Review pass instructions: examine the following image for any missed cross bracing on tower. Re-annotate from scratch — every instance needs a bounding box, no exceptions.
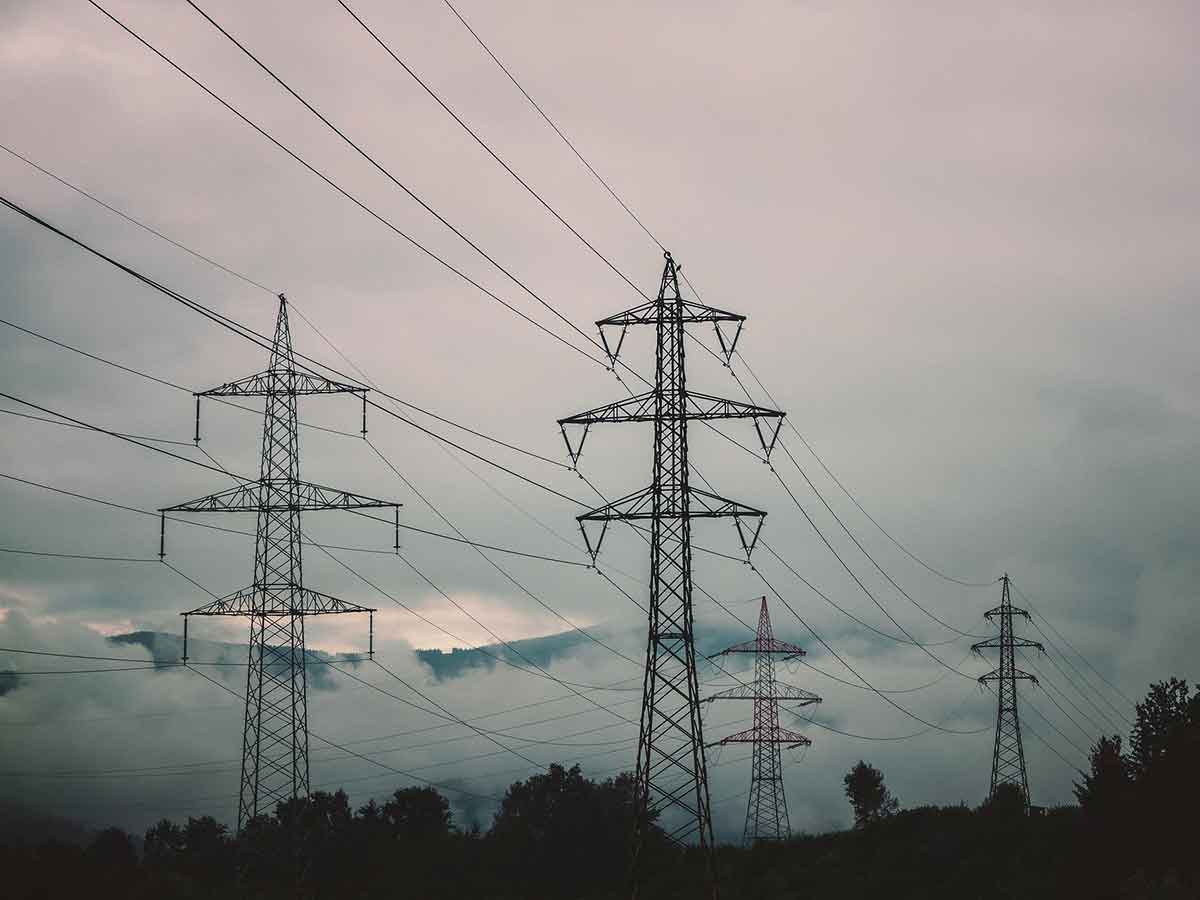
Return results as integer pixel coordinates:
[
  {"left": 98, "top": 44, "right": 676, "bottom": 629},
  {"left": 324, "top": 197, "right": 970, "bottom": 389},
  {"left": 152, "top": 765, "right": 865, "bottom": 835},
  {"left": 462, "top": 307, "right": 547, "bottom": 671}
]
[
  {"left": 559, "top": 251, "right": 784, "bottom": 899},
  {"left": 706, "top": 597, "right": 820, "bottom": 845},
  {"left": 160, "top": 294, "right": 400, "bottom": 831}
]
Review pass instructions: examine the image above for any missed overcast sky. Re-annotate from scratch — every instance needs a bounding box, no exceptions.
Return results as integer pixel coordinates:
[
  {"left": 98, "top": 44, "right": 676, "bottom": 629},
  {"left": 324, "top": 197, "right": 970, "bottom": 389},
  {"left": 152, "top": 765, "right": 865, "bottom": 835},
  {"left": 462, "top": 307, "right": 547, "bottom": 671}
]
[{"left": 1, "top": 0, "right": 1197, "bottom": 840}]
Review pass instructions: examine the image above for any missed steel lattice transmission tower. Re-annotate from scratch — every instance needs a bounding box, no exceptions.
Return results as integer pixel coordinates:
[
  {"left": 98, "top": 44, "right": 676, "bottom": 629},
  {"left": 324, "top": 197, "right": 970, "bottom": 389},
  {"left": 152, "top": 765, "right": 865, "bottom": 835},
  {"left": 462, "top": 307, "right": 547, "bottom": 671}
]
[
  {"left": 707, "top": 597, "right": 821, "bottom": 844},
  {"left": 972, "top": 573, "right": 1044, "bottom": 810},
  {"left": 559, "top": 252, "right": 784, "bottom": 897},
  {"left": 160, "top": 295, "right": 399, "bottom": 830}
]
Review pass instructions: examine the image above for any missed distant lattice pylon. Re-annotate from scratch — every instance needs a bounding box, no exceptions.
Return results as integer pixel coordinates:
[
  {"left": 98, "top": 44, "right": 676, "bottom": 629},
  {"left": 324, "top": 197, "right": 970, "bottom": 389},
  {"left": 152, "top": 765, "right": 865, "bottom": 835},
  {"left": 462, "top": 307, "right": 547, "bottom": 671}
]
[
  {"left": 160, "top": 295, "right": 400, "bottom": 831},
  {"left": 707, "top": 597, "right": 821, "bottom": 844},
  {"left": 972, "top": 573, "right": 1044, "bottom": 811}
]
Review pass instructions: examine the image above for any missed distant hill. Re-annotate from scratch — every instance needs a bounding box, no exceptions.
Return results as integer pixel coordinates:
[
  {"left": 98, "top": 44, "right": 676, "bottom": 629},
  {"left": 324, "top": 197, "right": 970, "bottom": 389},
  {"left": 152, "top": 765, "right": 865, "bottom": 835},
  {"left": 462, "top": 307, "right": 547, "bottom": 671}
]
[
  {"left": 109, "top": 620, "right": 753, "bottom": 684},
  {"left": 108, "top": 626, "right": 602, "bottom": 685}
]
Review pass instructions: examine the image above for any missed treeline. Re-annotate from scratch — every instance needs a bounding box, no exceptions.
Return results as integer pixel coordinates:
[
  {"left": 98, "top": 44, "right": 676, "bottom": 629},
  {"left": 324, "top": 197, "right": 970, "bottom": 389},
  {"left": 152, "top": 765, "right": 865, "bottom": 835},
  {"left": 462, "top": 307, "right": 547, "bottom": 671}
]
[{"left": 4, "top": 678, "right": 1197, "bottom": 899}]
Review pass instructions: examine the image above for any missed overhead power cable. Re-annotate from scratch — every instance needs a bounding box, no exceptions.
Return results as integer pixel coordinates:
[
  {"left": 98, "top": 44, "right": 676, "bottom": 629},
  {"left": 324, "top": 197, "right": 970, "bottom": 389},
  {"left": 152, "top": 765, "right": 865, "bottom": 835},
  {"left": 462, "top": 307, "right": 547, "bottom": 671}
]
[
  {"left": 1023, "top": 623, "right": 1130, "bottom": 734},
  {"left": 3, "top": 463, "right": 635, "bottom": 699},
  {"left": 790, "top": 681, "right": 990, "bottom": 741},
  {"left": 1023, "top": 657, "right": 1105, "bottom": 744},
  {"left": 437, "top": 0, "right": 666, "bottom": 251},
  {"left": 365, "top": 437, "right": 642, "bottom": 668},
  {"left": 0, "top": 141, "right": 274, "bottom": 294},
  {"left": 0, "top": 546, "right": 157, "bottom": 563},
  {"left": 687, "top": 331, "right": 992, "bottom": 640},
  {"left": 1009, "top": 580, "right": 1137, "bottom": 711},
  {"left": 177, "top": 0, "right": 612, "bottom": 364},
  {"left": 85, "top": 0, "right": 605, "bottom": 369},
  {"left": 336, "top": 1, "right": 651, "bottom": 303},
  {"left": 760, "top": 540, "right": 968, "bottom": 649},
  {"left": 435, "top": 0, "right": 1000, "bottom": 650},
  {"left": 0, "top": 195, "right": 587, "bottom": 505},
  {"left": 185, "top": 665, "right": 503, "bottom": 802},
  {"left": 0, "top": 468, "right": 575, "bottom": 566},
  {"left": 732, "top": 349, "right": 996, "bottom": 589},
  {"left": 752, "top": 566, "right": 982, "bottom": 735}
]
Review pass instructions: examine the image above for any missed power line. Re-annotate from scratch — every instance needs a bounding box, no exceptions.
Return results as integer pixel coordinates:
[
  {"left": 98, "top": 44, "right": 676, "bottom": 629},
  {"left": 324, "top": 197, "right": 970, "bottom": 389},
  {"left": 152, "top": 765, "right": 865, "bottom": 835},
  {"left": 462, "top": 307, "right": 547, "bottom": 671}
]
[
  {"left": 765, "top": 464, "right": 979, "bottom": 681},
  {"left": 790, "top": 681, "right": 991, "bottom": 741},
  {"left": 365, "top": 437, "right": 642, "bottom": 668},
  {"left": 175, "top": 0, "right": 614, "bottom": 366},
  {"left": 0, "top": 407, "right": 196, "bottom": 447},
  {"left": 437, "top": 0, "right": 665, "bottom": 251},
  {"left": 0, "top": 141, "right": 275, "bottom": 295},
  {"left": 0, "top": 546, "right": 158, "bottom": 563},
  {"left": 1009, "top": 579, "right": 1137, "bottom": 711},
  {"left": 752, "top": 566, "right": 983, "bottom": 735},
  {"left": 1023, "top": 657, "right": 1104, "bottom": 745},
  {"left": 1023, "top": 626, "right": 1129, "bottom": 734},
  {"left": 3, "top": 461, "right": 635, "bottom": 698},
  {"left": 0, "top": 194, "right": 589, "bottom": 502},
  {"left": 0, "top": 314, "right": 187, "bottom": 392},
  {"left": 694, "top": 334, "right": 992, "bottom": 640},
  {"left": 185, "top": 665, "right": 504, "bottom": 803},
  {"left": 84, "top": 0, "right": 604, "bottom": 369},
  {"left": 760, "top": 540, "right": 969, "bottom": 648},
  {"left": 336, "top": 1, "right": 651, "bottom": 303},
  {"left": 731, "top": 349, "right": 997, "bottom": 589}
]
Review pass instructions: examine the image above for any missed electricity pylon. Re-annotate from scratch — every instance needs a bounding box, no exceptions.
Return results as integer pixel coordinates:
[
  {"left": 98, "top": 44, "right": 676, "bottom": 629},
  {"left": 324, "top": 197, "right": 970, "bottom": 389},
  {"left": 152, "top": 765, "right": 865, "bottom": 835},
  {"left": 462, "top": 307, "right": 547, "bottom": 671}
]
[
  {"left": 160, "top": 295, "right": 400, "bottom": 830},
  {"left": 559, "top": 252, "right": 784, "bottom": 898},
  {"left": 972, "top": 573, "right": 1044, "bottom": 811},
  {"left": 707, "top": 597, "right": 820, "bottom": 844}
]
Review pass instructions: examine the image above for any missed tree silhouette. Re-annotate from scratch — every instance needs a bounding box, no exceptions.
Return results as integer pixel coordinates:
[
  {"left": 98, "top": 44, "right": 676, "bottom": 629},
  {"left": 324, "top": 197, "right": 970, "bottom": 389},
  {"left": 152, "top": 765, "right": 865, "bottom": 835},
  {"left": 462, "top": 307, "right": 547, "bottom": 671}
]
[
  {"left": 1074, "top": 734, "right": 1130, "bottom": 818},
  {"left": 1126, "top": 678, "right": 1200, "bottom": 885},
  {"left": 490, "top": 764, "right": 640, "bottom": 895},
  {"left": 383, "top": 786, "right": 452, "bottom": 841},
  {"left": 1130, "top": 677, "right": 1198, "bottom": 778},
  {"left": 843, "top": 760, "right": 899, "bottom": 827}
]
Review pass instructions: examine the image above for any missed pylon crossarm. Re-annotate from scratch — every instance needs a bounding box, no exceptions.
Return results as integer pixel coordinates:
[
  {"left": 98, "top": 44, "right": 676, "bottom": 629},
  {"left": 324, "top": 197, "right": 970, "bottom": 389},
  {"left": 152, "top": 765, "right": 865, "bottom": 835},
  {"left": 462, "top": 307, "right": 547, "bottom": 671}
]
[
  {"left": 984, "top": 604, "right": 1032, "bottom": 620},
  {"left": 689, "top": 487, "right": 767, "bottom": 519},
  {"left": 577, "top": 485, "right": 764, "bottom": 522},
  {"left": 162, "top": 479, "right": 400, "bottom": 513},
  {"left": 714, "top": 726, "right": 811, "bottom": 746},
  {"left": 558, "top": 391, "right": 780, "bottom": 429},
  {"left": 979, "top": 668, "right": 1039, "bottom": 685},
  {"left": 714, "top": 637, "right": 806, "bottom": 657},
  {"left": 596, "top": 298, "right": 745, "bottom": 328},
  {"left": 182, "top": 586, "right": 376, "bottom": 617},
  {"left": 705, "top": 683, "right": 821, "bottom": 704},
  {"left": 576, "top": 485, "right": 765, "bottom": 559},
  {"left": 685, "top": 391, "right": 782, "bottom": 422},
  {"left": 197, "top": 369, "right": 363, "bottom": 398}
]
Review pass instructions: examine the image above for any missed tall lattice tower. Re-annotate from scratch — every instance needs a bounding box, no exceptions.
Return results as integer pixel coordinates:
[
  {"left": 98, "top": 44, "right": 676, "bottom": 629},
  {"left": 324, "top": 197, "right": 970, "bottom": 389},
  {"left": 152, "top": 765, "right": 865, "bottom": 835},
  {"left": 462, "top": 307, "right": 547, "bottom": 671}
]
[
  {"left": 160, "top": 295, "right": 399, "bottom": 830},
  {"left": 972, "top": 573, "right": 1044, "bottom": 810},
  {"left": 707, "top": 597, "right": 820, "bottom": 844},
  {"left": 559, "top": 252, "right": 784, "bottom": 897}
]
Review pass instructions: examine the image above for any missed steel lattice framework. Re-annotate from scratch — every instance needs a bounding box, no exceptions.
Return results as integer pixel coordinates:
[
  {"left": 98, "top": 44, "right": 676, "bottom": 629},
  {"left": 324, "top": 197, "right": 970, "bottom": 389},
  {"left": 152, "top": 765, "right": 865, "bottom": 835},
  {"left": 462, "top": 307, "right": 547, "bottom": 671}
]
[
  {"left": 160, "top": 296, "right": 399, "bottom": 830},
  {"left": 972, "top": 573, "right": 1044, "bottom": 811},
  {"left": 559, "top": 252, "right": 784, "bottom": 898},
  {"left": 707, "top": 597, "right": 820, "bottom": 844}
]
